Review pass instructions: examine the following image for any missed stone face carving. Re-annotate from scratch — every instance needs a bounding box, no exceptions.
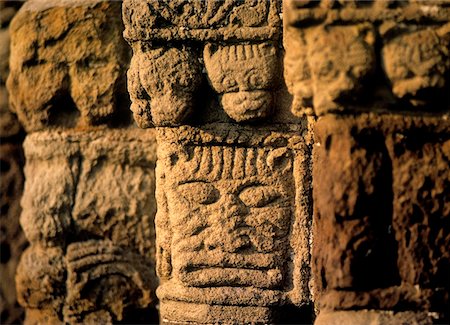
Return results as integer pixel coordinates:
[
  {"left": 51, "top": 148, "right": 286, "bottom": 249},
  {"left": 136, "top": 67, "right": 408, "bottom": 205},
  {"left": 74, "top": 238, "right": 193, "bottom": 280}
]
[
  {"left": 123, "top": 1, "right": 311, "bottom": 323},
  {"left": 128, "top": 45, "right": 202, "bottom": 127},
  {"left": 123, "top": 0, "right": 283, "bottom": 125},
  {"left": 203, "top": 42, "right": 280, "bottom": 122},
  {"left": 381, "top": 23, "right": 450, "bottom": 107},
  {"left": 285, "top": 24, "right": 376, "bottom": 116},
  {"left": 15, "top": 130, "right": 158, "bottom": 324},
  {"left": 6, "top": 0, "right": 131, "bottom": 132},
  {"left": 284, "top": 1, "right": 450, "bottom": 324},
  {"left": 154, "top": 126, "right": 312, "bottom": 323},
  {"left": 284, "top": 0, "right": 450, "bottom": 116}
]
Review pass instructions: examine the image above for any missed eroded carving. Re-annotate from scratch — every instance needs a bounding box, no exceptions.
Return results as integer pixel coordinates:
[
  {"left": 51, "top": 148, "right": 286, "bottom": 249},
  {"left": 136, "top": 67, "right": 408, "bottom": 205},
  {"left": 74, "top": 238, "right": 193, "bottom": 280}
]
[
  {"left": 284, "top": 0, "right": 450, "bottom": 116},
  {"left": 285, "top": 24, "right": 375, "bottom": 116},
  {"left": 128, "top": 45, "right": 202, "bottom": 127},
  {"left": 155, "top": 127, "right": 311, "bottom": 323},
  {"left": 123, "top": 0, "right": 281, "bottom": 42},
  {"left": 123, "top": 0, "right": 283, "bottom": 126},
  {"left": 204, "top": 42, "right": 280, "bottom": 122},
  {"left": 15, "top": 245, "right": 65, "bottom": 324},
  {"left": 16, "top": 130, "right": 158, "bottom": 324},
  {"left": 64, "top": 240, "right": 154, "bottom": 324},
  {"left": 381, "top": 23, "right": 450, "bottom": 107},
  {"left": 6, "top": 0, "right": 130, "bottom": 132}
]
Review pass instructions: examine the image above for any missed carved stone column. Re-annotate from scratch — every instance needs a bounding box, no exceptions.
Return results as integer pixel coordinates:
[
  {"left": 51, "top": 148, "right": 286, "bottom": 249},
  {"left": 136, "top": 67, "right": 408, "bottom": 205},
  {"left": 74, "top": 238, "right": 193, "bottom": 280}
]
[
  {"left": 8, "top": 1, "right": 158, "bottom": 324},
  {"left": 123, "top": 0, "right": 314, "bottom": 323},
  {"left": 284, "top": 1, "right": 449, "bottom": 324}
]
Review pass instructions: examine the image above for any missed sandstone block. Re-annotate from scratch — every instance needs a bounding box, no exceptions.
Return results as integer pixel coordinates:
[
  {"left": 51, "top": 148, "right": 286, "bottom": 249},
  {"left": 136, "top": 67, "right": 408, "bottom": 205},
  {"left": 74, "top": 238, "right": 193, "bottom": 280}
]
[
  {"left": 312, "top": 114, "right": 449, "bottom": 322},
  {"left": 123, "top": 0, "right": 285, "bottom": 126},
  {"left": 284, "top": 0, "right": 450, "bottom": 116},
  {"left": 155, "top": 124, "right": 312, "bottom": 323},
  {"left": 6, "top": 0, "right": 131, "bottom": 132},
  {"left": 17, "top": 129, "right": 158, "bottom": 324}
]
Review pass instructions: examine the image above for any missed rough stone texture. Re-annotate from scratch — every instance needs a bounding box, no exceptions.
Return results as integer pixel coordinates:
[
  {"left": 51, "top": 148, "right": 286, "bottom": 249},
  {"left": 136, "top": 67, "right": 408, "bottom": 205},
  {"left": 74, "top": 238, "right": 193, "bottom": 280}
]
[
  {"left": 312, "top": 114, "right": 449, "bottom": 323},
  {"left": 285, "top": 1, "right": 450, "bottom": 324},
  {"left": 123, "top": 0, "right": 281, "bottom": 42},
  {"left": 16, "top": 129, "right": 158, "bottom": 324},
  {"left": 124, "top": 2, "right": 313, "bottom": 322},
  {"left": 4, "top": 0, "right": 449, "bottom": 323},
  {"left": 203, "top": 42, "right": 281, "bottom": 122},
  {"left": 6, "top": 0, "right": 131, "bottom": 133},
  {"left": 123, "top": 0, "right": 290, "bottom": 126},
  {"left": 155, "top": 125, "right": 312, "bottom": 323},
  {"left": 284, "top": 0, "right": 450, "bottom": 116},
  {"left": 315, "top": 310, "right": 435, "bottom": 325}
]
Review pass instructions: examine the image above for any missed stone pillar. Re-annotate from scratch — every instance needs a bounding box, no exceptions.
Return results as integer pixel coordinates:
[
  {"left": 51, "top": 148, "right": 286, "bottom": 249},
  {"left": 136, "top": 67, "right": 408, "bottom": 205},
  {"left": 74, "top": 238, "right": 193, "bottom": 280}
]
[
  {"left": 8, "top": 1, "right": 158, "bottom": 324},
  {"left": 123, "top": 0, "right": 313, "bottom": 323},
  {"left": 0, "top": 2, "right": 26, "bottom": 323},
  {"left": 284, "top": 1, "right": 449, "bottom": 324}
]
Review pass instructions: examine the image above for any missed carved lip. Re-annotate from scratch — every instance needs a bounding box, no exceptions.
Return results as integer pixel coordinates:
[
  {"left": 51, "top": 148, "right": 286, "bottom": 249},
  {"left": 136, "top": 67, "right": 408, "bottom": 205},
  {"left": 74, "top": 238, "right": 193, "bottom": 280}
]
[{"left": 222, "top": 90, "right": 272, "bottom": 121}]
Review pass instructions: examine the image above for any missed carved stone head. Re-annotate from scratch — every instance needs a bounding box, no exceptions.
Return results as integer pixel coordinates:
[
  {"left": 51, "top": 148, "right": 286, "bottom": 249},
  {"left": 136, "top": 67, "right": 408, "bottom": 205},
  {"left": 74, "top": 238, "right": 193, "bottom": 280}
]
[
  {"left": 307, "top": 24, "right": 375, "bottom": 114},
  {"left": 204, "top": 42, "right": 280, "bottom": 122},
  {"left": 381, "top": 25, "right": 450, "bottom": 107}
]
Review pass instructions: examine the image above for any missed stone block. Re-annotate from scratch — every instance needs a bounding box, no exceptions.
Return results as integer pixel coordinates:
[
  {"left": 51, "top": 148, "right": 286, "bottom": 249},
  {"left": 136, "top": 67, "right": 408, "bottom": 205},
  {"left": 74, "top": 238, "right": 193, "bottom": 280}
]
[
  {"left": 6, "top": 0, "right": 131, "bottom": 132},
  {"left": 16, "top": 129, "right": 158, "bottom": 324},
  {"left": 123, "top": 0, "right": 288, "bottom": 126},
  {"left": 312, "top": 113, "right": 449, "bottom": 322},
  {"left": 284, "top": 0, "right": 450, "bottom": 116},
  {"left": 155, "top": 124, "right": 312, "bottom": 323}
]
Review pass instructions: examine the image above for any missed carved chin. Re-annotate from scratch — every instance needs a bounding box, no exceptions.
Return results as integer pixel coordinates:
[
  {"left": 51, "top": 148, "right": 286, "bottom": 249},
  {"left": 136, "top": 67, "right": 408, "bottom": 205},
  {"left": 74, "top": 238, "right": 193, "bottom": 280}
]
[
  {"left": 150, "top": 93, "right": 194, "bottom": 126},
  {"left": 221, "top": 91, "right": 272, "bottom": 122}
]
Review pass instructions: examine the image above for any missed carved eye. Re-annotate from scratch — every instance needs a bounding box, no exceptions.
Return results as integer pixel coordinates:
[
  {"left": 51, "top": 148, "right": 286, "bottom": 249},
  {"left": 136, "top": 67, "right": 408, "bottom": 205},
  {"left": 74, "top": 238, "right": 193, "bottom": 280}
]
[
  {"left": 316, "top": 59, "right": 337, "bottom": 81},
  {"left": 178, "top": 182, "right": 220, "bottom": 205},
  {"left": 221, "top": 76, "right": 238, "bottom": 90},
  {"left": 248, "top": 73, "right": 264, "bottom": 88},
  {"left": 239, "top": 185, "right": 281, "bottom": 208}
]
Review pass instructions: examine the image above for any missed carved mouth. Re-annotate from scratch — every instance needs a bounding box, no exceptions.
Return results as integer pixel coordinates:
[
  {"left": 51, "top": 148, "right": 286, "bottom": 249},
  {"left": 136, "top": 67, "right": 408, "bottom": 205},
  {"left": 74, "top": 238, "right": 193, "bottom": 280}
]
[{"left": 221, "top": 90, "right": 272, "bottom": 122}]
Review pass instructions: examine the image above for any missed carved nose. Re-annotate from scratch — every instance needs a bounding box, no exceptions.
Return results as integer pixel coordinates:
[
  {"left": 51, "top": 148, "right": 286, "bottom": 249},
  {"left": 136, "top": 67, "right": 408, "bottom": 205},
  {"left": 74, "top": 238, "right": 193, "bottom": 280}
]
[{"left": 221, "top": 195, "right": 248, "bottom": 217}]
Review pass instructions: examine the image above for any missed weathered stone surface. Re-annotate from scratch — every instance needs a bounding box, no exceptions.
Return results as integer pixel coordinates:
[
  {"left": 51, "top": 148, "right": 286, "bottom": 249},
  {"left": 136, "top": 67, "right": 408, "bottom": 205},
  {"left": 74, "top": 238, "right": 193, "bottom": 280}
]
[
  {"left": 284, "top": 0, "right": 450, "bottom": 116},
  {"left": 16, "top": 129, "right": 158, "bottom": 324},
  {"left": 6, "top": 0, "right": 131, "bottom": 132},
  {"left": 123, "top": 0, "right": 287, "bottom": 126},
  {"left": 381, "top": 23, "right": 450, "bottom": 108},
  {"left": 155, "top": 124, "right": 312, "bottom": 323},
  {"left": 127, "top": 45, "right": 202, "bottom": 127},
  {"left": 315, "top": 310, "right": 435, "bottom": 325},
  {"left": 312, "top": 113, "right": 449, "bottom": 322},
  {"left": 0, "top": 144, "right": 26, "bottom": 325},
  {"left": 15, "top": 245, "right": 65, "bottom": 325},
  {"left": 123, "top": 0, "right": 281, "bottom": 42},
  {"left": 284, "top": 23, "right": 376, "bottom": 116},
  {"left": 203, "top": 42, "right": 281, "bottom": 122},
  {"left": 0, "top": 87, "right": 22, "bottom": 139},
  {"left": 64, "top": 239, "right": 154, "bottom": 324}
]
